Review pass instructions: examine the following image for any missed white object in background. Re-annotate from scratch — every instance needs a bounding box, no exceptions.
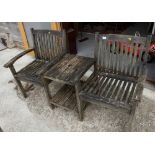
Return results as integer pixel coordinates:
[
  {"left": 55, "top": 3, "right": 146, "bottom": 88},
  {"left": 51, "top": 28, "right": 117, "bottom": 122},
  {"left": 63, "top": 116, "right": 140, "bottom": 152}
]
[
  {"left": 152, "top": 22, "right": 155, "bottom": 35},
  {"left": 102, "top": 36, "right": 107, "bottom": 40}
]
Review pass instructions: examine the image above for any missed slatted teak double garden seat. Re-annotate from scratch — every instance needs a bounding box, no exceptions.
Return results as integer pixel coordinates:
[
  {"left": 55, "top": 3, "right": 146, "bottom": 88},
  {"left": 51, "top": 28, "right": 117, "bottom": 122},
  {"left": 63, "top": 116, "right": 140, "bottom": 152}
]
[
  {"left": 79, "top": 33, "right": 151, "bottom": 129},
  {"left": 4, "top": 29, "right": 66, "bottom": 98}
]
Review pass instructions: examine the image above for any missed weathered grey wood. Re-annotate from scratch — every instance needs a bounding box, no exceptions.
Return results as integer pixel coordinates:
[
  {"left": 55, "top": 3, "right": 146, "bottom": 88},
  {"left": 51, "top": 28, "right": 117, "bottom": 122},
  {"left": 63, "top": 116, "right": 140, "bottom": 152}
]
[
  {"left": 80, "top": 92, "right": 131, "bottom": 112},
  {"left": 79, "top": 33, "right": 151, "bottom": 129},
  {"left": 42, "top": 77, "right": 55, "bottom": 109},
  {"left": 75, "top": 82, "right": 83, "bottom": 121},
  {"left": 94, "top": 32, "right": 99, "bottom": 73},
  {"left": 4, "top": 29, "right": 67, "bottom": 98},
  {"left": 49, "top": 85, "right": 76, "bottom": 110},
  {"left": 31, "top": 29, "right": 66, "bottom": 61},
  {"left": 105, "top": 78, "right": 117, "bottom": 98},
  {"left": 93, "top": 34, "right": 151, "bottom": 78},
  {"left": 9, "top": 65, "right": 27, "bottom": 98},
  {"left": 43, "top": 54, "right": 94, "bottom": 120},
  {"left": 44, "top": 54, "right": 94, "bottom": 85}
]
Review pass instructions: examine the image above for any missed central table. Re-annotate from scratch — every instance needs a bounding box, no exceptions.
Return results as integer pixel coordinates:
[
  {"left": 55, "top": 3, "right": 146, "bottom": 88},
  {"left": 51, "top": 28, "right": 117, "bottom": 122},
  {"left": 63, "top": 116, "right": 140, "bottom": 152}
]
[{"left": 43, "top": 54, "right": 94, "bottom": 120}]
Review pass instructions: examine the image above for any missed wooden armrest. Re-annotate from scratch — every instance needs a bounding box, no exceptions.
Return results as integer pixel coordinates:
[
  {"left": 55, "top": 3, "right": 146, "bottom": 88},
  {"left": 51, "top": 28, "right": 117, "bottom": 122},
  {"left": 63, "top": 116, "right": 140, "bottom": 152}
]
[{"left": 4, "top": 48, "right": 34, "bottom": 68}]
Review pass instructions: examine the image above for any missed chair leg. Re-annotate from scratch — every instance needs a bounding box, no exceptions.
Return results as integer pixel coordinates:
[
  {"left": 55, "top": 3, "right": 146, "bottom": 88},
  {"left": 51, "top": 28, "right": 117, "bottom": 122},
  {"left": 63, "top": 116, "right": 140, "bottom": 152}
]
[
  {"left": 9, "top": 66, "right": 27, "bottom": 98},
  {"left": 124, "top": 84, "right": 142, "bottom": 131},
  {"left": 14, "top": 78, "right": 27, "bottom": 98},
  {"left": 124, "top": 101, "right": 138, "bottom": 131},
  {"left": 75, "top": 82, "right": 83, "bottom": 121}
]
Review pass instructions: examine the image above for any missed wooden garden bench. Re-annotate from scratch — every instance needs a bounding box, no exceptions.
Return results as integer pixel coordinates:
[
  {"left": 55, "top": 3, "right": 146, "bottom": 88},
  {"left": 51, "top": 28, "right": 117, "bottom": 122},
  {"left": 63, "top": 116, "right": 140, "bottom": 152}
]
[
  {"left": 4, "top": 29, "right": 66, "bottom": 98},
  {"left": 79, "top": 33, "right": 151, "bottom": 129}
]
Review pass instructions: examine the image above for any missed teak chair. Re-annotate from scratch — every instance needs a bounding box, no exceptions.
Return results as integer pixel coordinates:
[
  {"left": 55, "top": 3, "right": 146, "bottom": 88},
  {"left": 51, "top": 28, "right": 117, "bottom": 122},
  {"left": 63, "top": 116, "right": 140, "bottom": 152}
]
[
  {"left": 4, "top": 29, "right": 66, "bottom": 98},
  {"left": 79, "top": 33, "right": 151, "bottom": 130}
]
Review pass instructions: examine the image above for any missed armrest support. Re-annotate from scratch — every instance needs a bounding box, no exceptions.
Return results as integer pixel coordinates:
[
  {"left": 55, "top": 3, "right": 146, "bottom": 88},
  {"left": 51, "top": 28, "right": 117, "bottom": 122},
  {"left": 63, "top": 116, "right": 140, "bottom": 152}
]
[{"left": 4, "top": 48, "right": 34, "bottom": 68}]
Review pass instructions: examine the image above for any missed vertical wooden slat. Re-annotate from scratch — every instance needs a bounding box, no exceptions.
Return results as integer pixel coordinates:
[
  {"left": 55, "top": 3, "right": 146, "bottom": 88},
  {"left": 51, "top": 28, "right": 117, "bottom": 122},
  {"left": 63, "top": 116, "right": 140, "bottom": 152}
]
[
  {"left": 41, "top": 32, "right": 46, "bottom": 60},
  {"left": 94, "top": 33, "right": 99, "bottom": 72},
  {"left": 35, "top": 32, "right": 40, "bottom": 58},
  {"left": 117, "top": 40, "right": 121, "bottom": 73},
  {"left": 48, "top": 32, "right": 54, "bottom": 60},
  {"left": 53, "top": 35, "right": 57, "bottom": 57},
  {"left": 137, "top": 44, "right": 144, "bottom": 77},
  {"left": 127, "top": 44, "right": 133, "bottom": 76},
  {"left": 39, "top": 32, "right": 45, "bottom": 60},
  {"left": 44, "top": 32, "right": 48, "bottom": 60},
  {"left": 113, "top": 40, "right": 117, "bottom": 73},
  {"left": 98, "top": 37, "right": 102, "bottom": 69},
  {"left": 52, "top": 34, "right": 56, "bottom": 58},
  {"left": 104, "top": 40, "right": 109, "bottom": 72},
  {"left": 120, "top": 41, "right": 125, "bottom": 74},
  {"left": 115, "top": 40, "right": 119, "bottom": 73},
  {"left": 62, "top": 29, "right": 66, "bottom": 54},
  {"left": 55, "top": 36, "right": 59, "bottom": 56},
  {"left": 108, "top": 40, "right": 112, "bottom": 71},
  {"left": 106, "top": 39, "right": 111, "bottom": 72},
  {"left": 132, "top": 43, "right": 139, "bottom": 76},
  {"left": 38, "top": 32, "right": 43, "bottom": 59},
  {"left": 31, "top": 29, "right": 66, "bottom": 61},
  {"left": 124, "top": 42, "right": 129, "bottom": 75},
  {"left": 94, "top": 34, "right": 150, "bottom": 79},
  {"left": 46, "top": 32, "right": 51, "bottom": 60}
]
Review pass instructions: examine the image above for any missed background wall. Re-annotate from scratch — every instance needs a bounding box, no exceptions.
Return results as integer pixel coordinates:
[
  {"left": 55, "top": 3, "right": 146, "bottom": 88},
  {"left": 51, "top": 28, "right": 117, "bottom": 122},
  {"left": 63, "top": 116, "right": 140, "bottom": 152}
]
[
  {"left": 0, "top": 22, "right": 22, "bottom": 45},
  {"left": 23, "top": 22, "right": 51, "bottom": 47}
]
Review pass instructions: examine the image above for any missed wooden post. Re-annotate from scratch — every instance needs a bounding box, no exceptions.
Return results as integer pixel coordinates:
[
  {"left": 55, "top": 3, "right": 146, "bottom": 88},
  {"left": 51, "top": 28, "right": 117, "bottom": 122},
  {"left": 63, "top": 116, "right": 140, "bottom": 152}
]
[
  {"left": 75, "top": 82, "right": 83, "bottom": 121},
  {"left": 18, "top": 22, "right": 35, "bottom": 57},
  {"left": 18, "top": 22, "right": 29, "bottom": 49},
  {"left": 50, "top": 22, "right": 61, "bottom": 30}
]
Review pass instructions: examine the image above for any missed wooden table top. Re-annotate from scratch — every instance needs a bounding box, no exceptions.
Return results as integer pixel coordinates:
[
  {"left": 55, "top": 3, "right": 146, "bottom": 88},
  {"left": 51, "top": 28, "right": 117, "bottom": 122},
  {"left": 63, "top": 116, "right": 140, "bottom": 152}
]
[{"left": 44, "top": 54, "right": 94, "bottom": 85}]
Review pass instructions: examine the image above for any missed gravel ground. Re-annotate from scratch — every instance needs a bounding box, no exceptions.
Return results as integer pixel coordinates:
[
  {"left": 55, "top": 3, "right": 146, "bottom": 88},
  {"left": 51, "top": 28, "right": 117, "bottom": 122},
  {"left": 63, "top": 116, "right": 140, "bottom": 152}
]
[{"left": 0, "top": 48, "right": 155, "bottom": 132}]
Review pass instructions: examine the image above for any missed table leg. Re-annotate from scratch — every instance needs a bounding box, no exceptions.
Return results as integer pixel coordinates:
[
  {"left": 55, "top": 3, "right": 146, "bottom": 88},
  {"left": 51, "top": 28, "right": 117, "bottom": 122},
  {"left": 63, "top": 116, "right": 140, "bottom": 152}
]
[
  {"left": 42, "top": 77, "right": 55, "bottom": 109},
  {"left": 75, "top": 82, "right": 83, "bottom": 121}
]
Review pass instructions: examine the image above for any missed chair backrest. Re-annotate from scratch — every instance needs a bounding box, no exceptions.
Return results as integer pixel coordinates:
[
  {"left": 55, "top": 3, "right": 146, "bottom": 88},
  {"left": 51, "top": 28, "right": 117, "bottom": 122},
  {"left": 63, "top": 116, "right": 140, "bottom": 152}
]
[
  {"left": 31, "top": 29, "right": 66, "bottom": 61},
  {"left": 94, "top": 33, "right": 151, "bottom": 78}
]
